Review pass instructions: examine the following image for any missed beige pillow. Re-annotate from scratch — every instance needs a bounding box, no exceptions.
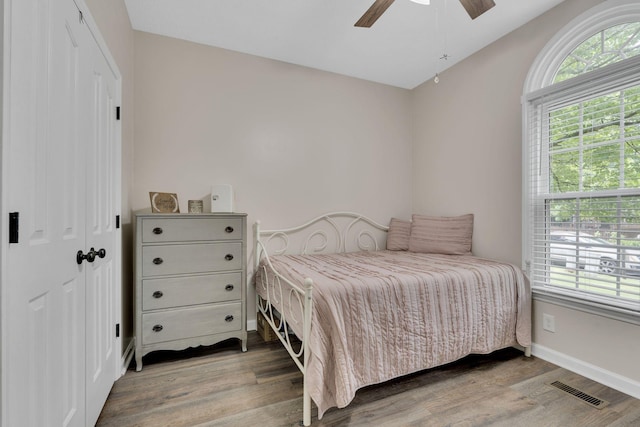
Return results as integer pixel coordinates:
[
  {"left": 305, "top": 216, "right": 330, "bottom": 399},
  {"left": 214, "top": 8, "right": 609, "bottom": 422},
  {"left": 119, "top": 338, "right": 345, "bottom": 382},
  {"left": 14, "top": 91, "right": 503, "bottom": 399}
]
[
  {"left": 386, "top": 218, "right": 411, "bottom": 251},
  {"left": 409, "top": 214, "right": 474, "bottom": 255}
]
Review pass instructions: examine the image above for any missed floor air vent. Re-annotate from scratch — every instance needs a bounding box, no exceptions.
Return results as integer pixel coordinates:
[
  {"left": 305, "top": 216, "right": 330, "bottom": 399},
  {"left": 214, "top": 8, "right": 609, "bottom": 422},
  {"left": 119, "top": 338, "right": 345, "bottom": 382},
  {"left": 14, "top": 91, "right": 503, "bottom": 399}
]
[{"left": 548, "top": 381, "right": 609, "bottom": 409}]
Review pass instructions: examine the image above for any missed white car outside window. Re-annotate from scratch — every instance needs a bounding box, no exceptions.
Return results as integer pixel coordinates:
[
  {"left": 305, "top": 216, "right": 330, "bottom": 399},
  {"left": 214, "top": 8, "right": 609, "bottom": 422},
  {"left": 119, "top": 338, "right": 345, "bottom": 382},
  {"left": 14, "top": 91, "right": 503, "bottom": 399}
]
[{"left": 550, "top": 231, "right": 624, "bottom": 274}]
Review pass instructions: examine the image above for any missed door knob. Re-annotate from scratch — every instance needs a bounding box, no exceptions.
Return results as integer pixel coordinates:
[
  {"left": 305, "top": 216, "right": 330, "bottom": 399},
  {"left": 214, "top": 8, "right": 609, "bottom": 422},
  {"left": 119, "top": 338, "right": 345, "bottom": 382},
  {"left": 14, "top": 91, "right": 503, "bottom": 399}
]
[
  {"left": 76, "top": 247, "right": 106, "bottom": 265},
  {"left": 76, "top": 248, "right": 97, "bottom": 265}
]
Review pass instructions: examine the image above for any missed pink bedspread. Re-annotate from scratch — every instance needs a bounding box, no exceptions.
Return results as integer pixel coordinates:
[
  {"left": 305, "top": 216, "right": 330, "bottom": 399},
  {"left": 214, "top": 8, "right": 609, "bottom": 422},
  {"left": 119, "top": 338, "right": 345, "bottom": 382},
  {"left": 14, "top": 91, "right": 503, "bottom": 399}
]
[{"left": 254, "top": 250, "right": 531, "bottom": 418}]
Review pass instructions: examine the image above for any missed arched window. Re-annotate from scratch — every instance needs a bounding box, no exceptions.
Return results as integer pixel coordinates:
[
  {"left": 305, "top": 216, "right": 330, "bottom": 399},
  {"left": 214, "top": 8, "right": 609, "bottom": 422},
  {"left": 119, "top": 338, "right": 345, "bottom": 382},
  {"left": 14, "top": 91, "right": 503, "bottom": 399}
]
[
  {"left": 523, "top": 0, "right": 640, "bottom": 318},
  {"left": 554, "top": 22, "right": 640, "bottom": 83}
]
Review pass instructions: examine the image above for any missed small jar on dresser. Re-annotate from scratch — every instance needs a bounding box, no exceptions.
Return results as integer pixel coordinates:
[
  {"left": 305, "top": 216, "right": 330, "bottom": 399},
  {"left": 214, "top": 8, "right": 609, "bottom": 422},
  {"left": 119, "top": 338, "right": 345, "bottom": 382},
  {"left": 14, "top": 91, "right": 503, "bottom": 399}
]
[{"left": 134, "top": 210, "right": 247, "bottom": 371}]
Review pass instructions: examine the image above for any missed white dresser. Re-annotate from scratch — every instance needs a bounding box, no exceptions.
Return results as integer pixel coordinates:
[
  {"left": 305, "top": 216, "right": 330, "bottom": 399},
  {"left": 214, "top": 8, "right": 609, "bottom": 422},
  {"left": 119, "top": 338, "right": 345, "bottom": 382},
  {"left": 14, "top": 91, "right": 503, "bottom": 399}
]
[{"left": 134, "top": 211, "right": 247, "bottom": 371}]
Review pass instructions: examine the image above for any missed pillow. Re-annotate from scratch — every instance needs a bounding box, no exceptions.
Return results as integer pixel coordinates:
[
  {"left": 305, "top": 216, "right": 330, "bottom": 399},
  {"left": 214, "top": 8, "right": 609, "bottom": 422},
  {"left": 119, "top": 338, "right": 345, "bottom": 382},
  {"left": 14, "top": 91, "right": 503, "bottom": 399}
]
[
  {"left": 408, "top": 214, "right": 474, "bottom": 255},
  {"left": 386, "top": 218, "right": 411, "bottom": 251}
]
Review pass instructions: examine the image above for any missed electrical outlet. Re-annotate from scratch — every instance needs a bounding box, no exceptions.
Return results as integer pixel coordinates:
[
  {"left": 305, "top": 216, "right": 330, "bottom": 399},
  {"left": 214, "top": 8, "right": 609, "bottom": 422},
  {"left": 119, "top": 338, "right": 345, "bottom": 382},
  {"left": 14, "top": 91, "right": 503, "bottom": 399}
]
[{"left": 543, "top": 313, "right": 555, "bottom": 333}]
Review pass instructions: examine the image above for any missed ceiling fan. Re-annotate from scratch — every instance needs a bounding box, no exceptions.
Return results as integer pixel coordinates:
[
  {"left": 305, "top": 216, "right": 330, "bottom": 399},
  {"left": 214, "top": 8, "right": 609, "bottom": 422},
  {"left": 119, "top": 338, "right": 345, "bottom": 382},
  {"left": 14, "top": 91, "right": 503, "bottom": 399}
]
[{"left": 355, "top": 0, "right": 496, "bottom": 28}]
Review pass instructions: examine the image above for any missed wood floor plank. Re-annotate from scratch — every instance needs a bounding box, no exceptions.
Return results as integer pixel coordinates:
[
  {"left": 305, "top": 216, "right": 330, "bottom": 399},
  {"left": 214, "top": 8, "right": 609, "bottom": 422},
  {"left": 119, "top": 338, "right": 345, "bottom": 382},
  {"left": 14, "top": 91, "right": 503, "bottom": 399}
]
[
  {"left": 316, "top": 393, "right": 433, "bottom": 427},
  {"left": 196, "top": 399, "right": 305, "bottom": 427},
  {"left": 608, "top": 405, "right": 640, "bottom": 426},
  {"left": 97, "top": 333, "right": 640, "bottom": 427}
]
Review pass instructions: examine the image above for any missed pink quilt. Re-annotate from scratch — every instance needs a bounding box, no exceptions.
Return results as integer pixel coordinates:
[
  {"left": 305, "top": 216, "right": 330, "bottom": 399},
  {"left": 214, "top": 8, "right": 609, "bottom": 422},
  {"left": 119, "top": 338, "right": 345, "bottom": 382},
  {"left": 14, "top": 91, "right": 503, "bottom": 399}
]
[{"left": 254, "top": 250, "right": 531, "bottom": 418}]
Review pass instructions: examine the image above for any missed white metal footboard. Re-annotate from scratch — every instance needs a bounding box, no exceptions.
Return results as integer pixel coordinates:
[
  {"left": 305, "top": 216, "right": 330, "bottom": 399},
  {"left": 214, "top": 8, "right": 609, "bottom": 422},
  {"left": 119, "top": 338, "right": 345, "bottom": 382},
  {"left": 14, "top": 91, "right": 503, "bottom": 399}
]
[
  {"left": 253, "top": 212, "right": 388, "bottom": 426},
  {"left": 254, "top": 241, "right": 313, "bottom": 426}
]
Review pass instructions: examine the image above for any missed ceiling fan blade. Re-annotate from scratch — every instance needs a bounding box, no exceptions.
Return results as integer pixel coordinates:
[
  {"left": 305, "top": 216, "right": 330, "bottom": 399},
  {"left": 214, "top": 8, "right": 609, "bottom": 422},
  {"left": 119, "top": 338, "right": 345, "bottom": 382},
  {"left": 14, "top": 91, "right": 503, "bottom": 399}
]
[
  {"left": 355, "top": 0, "right": 395, "bottom": 28},
  {"left": 459, "top": 0, "right": 495, "bottom": 20}
]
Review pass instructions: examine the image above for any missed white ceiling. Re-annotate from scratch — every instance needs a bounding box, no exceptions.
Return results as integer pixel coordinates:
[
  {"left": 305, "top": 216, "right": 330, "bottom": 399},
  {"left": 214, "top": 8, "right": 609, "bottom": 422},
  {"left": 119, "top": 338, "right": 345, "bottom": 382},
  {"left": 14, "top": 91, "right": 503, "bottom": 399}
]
[{"left": 124, "top": 0, "right": 566, "bottom": 89}]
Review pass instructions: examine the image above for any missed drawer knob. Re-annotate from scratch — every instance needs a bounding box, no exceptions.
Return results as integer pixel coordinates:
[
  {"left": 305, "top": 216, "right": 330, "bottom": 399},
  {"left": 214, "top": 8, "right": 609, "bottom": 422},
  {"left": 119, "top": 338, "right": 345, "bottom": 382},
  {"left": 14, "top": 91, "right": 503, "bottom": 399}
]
[
  {"left": 225, "top": 315, "right": 234, "bottom": 323},
  {"left": 152, "top": 324, "right": 163, "bottom": 332},
  {"left": 225, "top": 284, "right": 234, "bottom": 291},
  {"left": 153, "top": 257, "right": 163, "bottom": 265},
  {"left": 225, "top": 254, "right": 234, "bottom": 261},
  {"left": 152, "top": 291, "right": 163, "bottom": 298},
  {"left": 152, "top": 227, "right": 163, "bottom": 235},
  {"left": 225, "top": 226, "right": 234, "bottom": 233}
]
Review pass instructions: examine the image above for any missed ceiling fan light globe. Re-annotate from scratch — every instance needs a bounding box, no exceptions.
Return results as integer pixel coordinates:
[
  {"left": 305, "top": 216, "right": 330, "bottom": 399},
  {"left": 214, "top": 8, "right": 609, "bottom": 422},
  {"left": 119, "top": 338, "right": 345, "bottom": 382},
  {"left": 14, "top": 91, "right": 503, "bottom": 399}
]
[{"left": 410, "top": 0, "right": 430, "bottom": 4}]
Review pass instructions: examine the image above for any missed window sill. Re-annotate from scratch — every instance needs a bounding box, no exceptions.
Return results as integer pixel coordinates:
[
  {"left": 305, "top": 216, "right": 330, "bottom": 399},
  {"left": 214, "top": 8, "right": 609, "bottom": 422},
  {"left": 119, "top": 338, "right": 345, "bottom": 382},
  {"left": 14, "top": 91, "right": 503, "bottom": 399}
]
[{"left": 532, "top": 288, "right": 640, "bottom": 326}]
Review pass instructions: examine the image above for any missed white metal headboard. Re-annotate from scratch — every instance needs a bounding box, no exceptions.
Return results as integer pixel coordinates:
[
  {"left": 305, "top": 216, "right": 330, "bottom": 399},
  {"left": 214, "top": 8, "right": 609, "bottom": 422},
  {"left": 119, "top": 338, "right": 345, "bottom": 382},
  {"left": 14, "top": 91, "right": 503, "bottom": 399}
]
[{"left": 254, "top": 212, "right": 389, "bottom": 265}]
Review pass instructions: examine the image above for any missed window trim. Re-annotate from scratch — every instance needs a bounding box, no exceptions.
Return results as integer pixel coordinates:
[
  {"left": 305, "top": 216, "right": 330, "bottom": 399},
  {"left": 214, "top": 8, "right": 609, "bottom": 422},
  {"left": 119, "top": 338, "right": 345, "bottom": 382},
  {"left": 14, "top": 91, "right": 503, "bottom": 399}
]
[
  {"left": 533, "top": 290, "right": 640, "bottom": 327},
  {"left": 522, "top": 0, "right": 640, "bottom": 319}
]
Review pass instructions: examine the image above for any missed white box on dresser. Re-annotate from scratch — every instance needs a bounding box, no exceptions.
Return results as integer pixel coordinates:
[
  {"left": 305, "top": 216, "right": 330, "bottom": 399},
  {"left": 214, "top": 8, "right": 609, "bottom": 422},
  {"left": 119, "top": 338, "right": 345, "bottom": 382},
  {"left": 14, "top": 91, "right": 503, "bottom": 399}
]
[{"left": 134, "top": 210, "right": 247, "bottom": 371}]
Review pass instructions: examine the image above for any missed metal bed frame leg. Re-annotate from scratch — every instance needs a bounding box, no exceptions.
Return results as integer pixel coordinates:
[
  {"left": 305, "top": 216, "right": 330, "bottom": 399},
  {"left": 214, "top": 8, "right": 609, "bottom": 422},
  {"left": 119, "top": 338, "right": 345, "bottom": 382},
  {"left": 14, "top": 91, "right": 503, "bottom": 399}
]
[
  {"left": 303, "top": 386, "right": 311, "bottom": 426},
  {"left": 302, "top": 278, "right": 313, "bottom": 426}
]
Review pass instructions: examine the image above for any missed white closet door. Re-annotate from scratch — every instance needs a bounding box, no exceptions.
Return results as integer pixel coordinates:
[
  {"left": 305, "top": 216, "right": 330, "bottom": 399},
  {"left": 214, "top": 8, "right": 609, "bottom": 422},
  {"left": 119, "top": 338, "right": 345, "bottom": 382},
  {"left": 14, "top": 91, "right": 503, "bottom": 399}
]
[
  {"left": 2, "top": 0, "right": 120, "bottom": 425},
  {"left": 83, "top": 29, "right": 119, "bottom": 426},
  {"left": 4, "top": 0, "right": 87, "bottom": 425}
]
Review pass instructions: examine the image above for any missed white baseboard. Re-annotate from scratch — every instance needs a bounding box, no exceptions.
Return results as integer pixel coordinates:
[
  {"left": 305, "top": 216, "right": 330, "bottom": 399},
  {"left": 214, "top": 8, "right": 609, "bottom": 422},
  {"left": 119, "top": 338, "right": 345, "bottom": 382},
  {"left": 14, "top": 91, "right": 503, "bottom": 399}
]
[
  {"left": 120, "top": 337, "right": 135, "bottom": 376},
  {"left": 532, "top": 343, "right": 640, "bottom": 400},
  {"left": 247, "top": 319, "right": 257, "bottom": 332}
]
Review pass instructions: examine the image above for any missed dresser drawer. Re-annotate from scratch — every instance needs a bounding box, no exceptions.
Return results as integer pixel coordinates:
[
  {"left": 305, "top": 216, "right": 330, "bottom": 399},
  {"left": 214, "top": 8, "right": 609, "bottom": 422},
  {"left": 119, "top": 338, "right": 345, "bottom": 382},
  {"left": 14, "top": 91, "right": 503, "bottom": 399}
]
[
  {"left": 142, "top": 242, "right": 242, "bottom": 276},
  {"left": 142, "top": 217, "right": 243, "bottom": 243},
  {"left": 142, "top": 272, "right": 241, "bottom": 310},
  {"left": 142, "top": 302, "right": 241, "bottom": 345}
]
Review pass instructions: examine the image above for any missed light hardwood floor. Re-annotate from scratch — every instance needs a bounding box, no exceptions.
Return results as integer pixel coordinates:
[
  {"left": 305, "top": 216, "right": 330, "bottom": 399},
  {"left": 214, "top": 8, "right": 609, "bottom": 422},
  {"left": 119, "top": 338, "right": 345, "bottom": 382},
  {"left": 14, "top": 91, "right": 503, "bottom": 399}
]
[{"left": 97, "top": 332, "right": 640, "bottom": 426}]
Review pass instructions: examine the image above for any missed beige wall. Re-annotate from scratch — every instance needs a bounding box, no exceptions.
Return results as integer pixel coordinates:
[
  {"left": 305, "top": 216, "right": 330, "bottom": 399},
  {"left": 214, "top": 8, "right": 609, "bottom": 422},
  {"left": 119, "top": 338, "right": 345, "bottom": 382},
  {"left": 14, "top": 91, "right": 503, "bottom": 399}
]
[
  {"left": 412, "top": 0, "right": 640, "bottom": 387},
  {"left": 413, "top": 0, "right": 600, "bottom": 265},
  {"left": 85, "top": 0, "right": 135, "bottom": 350},
  {"left": 132, "top": 31, "right": 413, "bottom": 316}
]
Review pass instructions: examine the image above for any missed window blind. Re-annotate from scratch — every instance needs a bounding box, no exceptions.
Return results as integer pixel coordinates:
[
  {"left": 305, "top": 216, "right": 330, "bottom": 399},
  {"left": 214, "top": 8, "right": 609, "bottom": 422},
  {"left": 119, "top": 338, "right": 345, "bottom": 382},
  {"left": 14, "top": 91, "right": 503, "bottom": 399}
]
[{"left": 524, "top": 59, "right": 640, "bottom": 312}]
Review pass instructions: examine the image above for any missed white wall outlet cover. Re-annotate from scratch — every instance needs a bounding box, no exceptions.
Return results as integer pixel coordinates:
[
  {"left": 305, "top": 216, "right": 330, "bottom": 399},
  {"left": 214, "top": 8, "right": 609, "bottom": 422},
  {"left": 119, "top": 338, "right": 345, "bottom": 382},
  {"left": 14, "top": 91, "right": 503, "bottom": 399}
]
[{"left": 543, "top": 313, "right": 555, "bottom": 333}]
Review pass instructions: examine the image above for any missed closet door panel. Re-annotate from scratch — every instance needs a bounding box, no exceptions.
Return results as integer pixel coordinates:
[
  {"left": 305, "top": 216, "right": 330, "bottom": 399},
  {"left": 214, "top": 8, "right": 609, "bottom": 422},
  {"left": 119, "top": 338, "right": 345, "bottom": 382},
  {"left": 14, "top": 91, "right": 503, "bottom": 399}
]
[
  {"left": 4, "top": 0, "right": 87, "bottom": 426},
  {"left": 83, "top": 29, "right": 119, "bottom": 426}
]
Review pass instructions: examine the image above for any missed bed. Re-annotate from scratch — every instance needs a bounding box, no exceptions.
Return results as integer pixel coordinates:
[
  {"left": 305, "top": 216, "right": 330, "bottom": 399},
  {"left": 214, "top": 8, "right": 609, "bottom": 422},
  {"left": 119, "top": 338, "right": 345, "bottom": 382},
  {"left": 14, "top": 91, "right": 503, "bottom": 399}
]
[{"left": 253, "top": 212, "right": 531, "bottom": 426}]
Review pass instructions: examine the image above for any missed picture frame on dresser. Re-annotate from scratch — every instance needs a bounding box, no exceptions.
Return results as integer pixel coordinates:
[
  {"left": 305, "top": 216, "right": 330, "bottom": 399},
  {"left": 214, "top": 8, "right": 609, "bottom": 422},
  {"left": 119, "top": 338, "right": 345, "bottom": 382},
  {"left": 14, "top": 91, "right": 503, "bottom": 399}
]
[
  {"left": 133, "top": 209, "right": 248, "bottom": 371},
  {"left": 149, "top": 192, "right": 180, "bottom": 213}
]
